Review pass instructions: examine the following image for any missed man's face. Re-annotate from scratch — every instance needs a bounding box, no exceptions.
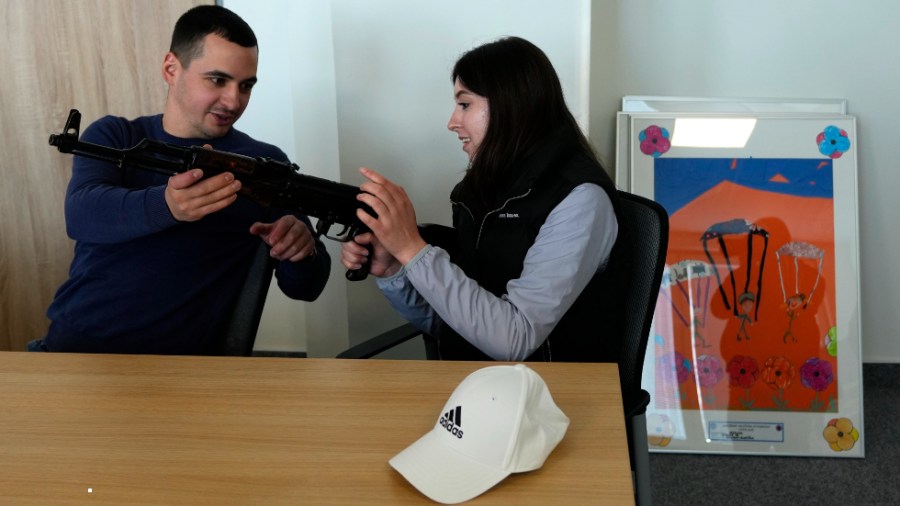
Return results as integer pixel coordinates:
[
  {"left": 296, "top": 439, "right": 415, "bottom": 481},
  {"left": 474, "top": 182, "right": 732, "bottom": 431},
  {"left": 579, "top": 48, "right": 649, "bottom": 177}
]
[{"left": 162, "top": 33, "right": 259, "bottom": 139}]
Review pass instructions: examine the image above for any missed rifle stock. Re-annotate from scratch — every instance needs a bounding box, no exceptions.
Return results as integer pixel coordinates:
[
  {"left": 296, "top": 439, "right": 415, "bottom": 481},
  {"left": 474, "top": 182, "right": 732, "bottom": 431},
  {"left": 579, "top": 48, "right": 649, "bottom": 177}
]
[{"left": 49, "top": 109, "right": 373, "bottom": 281}]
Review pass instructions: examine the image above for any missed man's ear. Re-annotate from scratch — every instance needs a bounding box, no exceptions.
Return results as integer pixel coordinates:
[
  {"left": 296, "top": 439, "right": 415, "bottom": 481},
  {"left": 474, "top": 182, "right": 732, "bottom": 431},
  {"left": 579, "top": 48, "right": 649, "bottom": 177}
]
[{"left": 162, "top": 52, "right": 180, "bottom": 85}]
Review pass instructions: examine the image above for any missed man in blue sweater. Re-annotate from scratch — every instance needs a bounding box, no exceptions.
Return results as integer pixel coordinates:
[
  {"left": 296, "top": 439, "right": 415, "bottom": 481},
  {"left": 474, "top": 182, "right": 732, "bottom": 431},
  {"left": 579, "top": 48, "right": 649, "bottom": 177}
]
[{"left": 30, "top": 5, "right": 330, "bottom": 354}]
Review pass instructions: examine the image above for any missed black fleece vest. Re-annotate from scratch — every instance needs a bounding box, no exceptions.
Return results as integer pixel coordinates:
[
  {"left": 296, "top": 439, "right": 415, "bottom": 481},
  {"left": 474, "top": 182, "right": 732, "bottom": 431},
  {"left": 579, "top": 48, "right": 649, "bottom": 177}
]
[{"left": 438, "top": 132, "right": 622, "bottom": 362}]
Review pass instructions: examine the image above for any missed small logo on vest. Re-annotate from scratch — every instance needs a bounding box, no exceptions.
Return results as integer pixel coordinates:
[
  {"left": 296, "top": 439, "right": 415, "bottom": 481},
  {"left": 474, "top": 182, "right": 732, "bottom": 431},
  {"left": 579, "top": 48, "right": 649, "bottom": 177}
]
[
  {"left": 439, "top": 406, "right": 464, "bottom": 439},
  {"left": 498, "top": 213, "right": 520, "bottom": 219}
]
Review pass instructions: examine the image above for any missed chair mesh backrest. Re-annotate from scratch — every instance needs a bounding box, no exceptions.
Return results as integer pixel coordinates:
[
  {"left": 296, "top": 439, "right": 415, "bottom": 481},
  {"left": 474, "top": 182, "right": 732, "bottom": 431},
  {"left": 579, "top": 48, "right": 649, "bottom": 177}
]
[
  {"left": 220, "top": 242, "right": 276, "bottom": 356},
  {"left": 614, "top": 191, "right": 669, "bottom": 400}
]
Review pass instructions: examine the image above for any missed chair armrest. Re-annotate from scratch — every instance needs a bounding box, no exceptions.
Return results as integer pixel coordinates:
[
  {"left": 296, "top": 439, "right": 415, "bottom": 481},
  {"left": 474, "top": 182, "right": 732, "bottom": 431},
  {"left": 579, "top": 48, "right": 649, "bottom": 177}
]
[
  {"left": 624, "top": 389, "right": 651, "bottom": 419},
  {"left": 336, "top": 223, "right": 451, "bottom": 360},
  {"left": 336, "top": 323, "right": 424, "bottom": 359}
]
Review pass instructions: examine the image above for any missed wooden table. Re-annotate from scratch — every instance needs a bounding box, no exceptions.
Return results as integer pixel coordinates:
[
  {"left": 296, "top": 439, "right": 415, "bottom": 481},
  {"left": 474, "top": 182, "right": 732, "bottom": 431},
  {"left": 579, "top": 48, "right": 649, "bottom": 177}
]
[{"left": 0, "top": 352, "right": 634, "bottom": 505}]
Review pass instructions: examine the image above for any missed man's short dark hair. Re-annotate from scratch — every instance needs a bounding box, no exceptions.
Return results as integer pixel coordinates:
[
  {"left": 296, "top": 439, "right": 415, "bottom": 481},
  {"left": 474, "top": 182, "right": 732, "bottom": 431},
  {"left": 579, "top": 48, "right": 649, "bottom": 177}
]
[{"left": 169, "top": 5, "right": 257, "bottom": 67}]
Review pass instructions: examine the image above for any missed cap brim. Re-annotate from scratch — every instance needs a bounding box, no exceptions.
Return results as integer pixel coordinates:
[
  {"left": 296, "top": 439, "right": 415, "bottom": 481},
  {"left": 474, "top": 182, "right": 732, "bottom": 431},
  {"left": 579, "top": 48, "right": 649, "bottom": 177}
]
[{"left": 389, "top": 430, "right": 510, "bottom": 504}]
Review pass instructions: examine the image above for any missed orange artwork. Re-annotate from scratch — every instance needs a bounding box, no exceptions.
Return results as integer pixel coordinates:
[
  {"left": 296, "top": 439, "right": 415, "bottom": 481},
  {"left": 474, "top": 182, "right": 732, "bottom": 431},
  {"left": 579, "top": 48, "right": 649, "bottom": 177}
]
[{"left": 652, "top": 158, "right": 838, "bottom": 414}]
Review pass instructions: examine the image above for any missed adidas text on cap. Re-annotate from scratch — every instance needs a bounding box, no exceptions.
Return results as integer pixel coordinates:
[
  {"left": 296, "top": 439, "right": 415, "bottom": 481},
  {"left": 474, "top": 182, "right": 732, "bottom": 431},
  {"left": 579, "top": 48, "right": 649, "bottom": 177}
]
[{"left": 389, "top": 364, "right": 570, "bottom": 504}]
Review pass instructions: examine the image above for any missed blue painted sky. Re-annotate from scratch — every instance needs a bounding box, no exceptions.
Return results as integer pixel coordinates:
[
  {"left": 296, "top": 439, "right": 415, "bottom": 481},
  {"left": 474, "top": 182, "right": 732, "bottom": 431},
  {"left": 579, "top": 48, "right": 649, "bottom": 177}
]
[{"left": 654, "top": 158, "right": 833, "bottom": 216}]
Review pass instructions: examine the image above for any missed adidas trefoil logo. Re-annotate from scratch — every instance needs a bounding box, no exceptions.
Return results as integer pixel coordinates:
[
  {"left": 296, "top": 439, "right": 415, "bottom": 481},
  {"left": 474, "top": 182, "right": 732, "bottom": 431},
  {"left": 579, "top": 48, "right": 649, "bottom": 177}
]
[{"left": 439, "top": 405, "right": 464, "bottom": 439}]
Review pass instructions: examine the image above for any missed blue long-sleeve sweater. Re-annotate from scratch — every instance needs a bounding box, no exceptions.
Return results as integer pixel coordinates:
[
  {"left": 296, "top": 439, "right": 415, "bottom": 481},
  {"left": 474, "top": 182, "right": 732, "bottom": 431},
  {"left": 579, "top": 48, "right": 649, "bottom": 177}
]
[{"left": 44, "top": 114, "right": 330, "bottom": 354}]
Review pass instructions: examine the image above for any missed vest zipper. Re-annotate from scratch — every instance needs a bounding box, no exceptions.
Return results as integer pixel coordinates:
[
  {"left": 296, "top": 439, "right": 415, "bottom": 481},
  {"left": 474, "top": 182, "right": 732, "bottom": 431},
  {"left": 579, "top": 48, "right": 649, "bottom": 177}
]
[{"left": 452, "top": 189, "right": 532, "bottom": 250}]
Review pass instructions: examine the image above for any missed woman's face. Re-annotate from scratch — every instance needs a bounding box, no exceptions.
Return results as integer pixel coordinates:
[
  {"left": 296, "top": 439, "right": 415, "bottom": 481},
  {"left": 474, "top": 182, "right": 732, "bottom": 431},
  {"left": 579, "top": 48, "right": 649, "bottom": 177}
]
[{"left": 447, "top": 78, "right": 489, "bottom": 161}]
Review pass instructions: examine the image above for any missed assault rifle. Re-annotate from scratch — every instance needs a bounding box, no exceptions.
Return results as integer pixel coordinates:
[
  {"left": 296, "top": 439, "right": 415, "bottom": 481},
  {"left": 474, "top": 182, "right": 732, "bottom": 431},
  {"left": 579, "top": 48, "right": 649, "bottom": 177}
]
[{"left": 49, "top": 109, "right": 373, "bottom": 280}]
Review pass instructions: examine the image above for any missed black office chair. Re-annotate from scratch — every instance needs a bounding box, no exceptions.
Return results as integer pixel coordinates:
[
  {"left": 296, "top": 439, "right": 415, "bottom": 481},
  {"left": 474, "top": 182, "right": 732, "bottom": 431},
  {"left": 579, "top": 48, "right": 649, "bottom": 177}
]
[
  {"left": 610, "top": 191, "right": 669, "bottom": 506},
  {"left": 337, "top": 191, "right": 668, "bottom": 506},
  {"left": 219, "top": 241, "right": 277, "bottom": 356}
]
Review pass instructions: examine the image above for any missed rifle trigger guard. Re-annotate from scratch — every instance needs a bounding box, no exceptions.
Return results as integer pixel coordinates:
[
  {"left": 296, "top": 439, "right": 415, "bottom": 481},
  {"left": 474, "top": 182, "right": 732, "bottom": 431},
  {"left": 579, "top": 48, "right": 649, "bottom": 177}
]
[{"left": 314, "top": 219, "right": 333, "bottom": 239}]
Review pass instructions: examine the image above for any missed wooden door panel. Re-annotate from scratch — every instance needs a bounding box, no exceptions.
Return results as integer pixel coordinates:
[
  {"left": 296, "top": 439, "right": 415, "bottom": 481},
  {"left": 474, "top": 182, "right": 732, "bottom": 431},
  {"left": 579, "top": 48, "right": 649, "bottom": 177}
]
[{"left": 1, "top": 0, "right": 206, "bottom": 350}]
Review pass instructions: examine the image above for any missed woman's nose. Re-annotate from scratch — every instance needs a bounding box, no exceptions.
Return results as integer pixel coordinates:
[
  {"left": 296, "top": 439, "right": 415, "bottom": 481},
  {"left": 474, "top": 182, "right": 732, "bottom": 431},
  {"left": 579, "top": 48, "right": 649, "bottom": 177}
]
[{"left": 447, "top": 111, "right": 459, "bottom": 132}]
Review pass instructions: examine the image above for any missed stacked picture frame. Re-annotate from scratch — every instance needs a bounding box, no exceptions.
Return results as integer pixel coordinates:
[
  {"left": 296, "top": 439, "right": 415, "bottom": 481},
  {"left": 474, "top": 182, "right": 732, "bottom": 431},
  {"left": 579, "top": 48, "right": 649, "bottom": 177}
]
[{"left": 617, "top": 97, "right": 864, "bottom": 457}]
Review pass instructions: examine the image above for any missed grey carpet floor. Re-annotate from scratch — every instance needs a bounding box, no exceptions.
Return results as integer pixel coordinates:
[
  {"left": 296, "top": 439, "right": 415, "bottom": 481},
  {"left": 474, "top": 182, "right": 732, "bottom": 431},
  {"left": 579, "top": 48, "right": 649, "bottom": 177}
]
[{"left": 649, "top": 364, "right": 899, "bottom": 505}]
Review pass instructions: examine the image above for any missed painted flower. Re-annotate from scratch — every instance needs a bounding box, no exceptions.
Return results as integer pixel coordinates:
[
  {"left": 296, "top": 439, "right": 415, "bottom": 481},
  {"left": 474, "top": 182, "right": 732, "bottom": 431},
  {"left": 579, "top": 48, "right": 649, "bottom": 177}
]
[
  {"left": 647, "top": 413, "right": 676, "bottom": 447},
  {"left": 639, "top": 125, "right": 671, "bottom": 157},
  {"left": 695, "top": 355, "right": 724, "bottom": 388},
  {"left": 800, "top": 357, "right": 834, "bottom": 392},
  {"left": 816, "top": 125, "right": 851, "bottom": 159},
  {"left": 658, "top": 351, "right": 692, "bottom": 385},
  {"left": 762, "top": 356, "right": 796, "bottom": 391},
  {"left": 825, "top": 327, "right": 838, "bottom": 357},
  {"left": 823, "top": 417, "right": 859, "bottom": 452},
  {"left": 727, "top": 355, "right": 759, "bottom": 389}
]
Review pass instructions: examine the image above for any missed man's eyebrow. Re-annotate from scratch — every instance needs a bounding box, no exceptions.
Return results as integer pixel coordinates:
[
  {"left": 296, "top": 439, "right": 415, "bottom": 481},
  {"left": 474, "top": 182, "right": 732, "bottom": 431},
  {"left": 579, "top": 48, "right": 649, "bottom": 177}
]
[
  {"left": 203, "top": 70, "right": 258, "bottom": 85},
  {"left": 204, "top": 70, "right": 234, "bottom": 80}
]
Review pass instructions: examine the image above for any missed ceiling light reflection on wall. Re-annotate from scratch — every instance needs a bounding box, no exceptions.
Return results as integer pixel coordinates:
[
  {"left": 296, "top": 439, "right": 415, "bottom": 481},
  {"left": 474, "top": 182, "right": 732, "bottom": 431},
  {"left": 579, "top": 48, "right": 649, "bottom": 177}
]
[{"left": 671, "top": 118, "right": 757, "bottom": 148}]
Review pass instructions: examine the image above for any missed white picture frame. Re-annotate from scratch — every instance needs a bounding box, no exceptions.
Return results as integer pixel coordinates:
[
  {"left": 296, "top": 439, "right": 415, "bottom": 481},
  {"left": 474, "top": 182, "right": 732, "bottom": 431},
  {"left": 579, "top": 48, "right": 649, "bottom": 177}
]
[{"left": 619, "top": 111, "right": 864, "bottom": 457}]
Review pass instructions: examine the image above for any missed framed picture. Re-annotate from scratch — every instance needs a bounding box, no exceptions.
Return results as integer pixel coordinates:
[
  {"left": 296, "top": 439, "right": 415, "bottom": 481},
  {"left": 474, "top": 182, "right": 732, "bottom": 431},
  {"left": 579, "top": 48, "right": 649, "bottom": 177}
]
[
  {"left": 620, "top": 95, "right": 847, "bottom": 114},
  {"left": 619, "top": 111, "right": 864, "bottom": 457}
]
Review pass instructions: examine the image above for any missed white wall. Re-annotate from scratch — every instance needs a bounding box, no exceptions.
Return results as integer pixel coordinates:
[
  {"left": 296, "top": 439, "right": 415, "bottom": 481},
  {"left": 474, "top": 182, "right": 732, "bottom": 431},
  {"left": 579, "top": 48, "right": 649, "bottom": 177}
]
[
  {"left": 589, "top": 0, "right": 900, "bottom": 363},
  {"left": 227, "top": 0, "right": 591, "bottom": 356},
  {"left": 223, "top": 0, "right": 349, "bottom": 357},
  {"left": 230, "top": 0, "right": 899, "bottom": 363}
]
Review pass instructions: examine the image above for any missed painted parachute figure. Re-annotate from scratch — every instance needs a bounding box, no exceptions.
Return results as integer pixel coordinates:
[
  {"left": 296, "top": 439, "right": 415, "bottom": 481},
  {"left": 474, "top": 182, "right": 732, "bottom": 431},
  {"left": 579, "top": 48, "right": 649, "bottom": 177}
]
[
  {"left": 701, "top": 219, "right": 770, "bottom": 342},
  {"left": 775, "top": 241, "right": 824, "bottom": 343},
  {"left": 660, "top": 259, "right": 715, "bottom": 348}
]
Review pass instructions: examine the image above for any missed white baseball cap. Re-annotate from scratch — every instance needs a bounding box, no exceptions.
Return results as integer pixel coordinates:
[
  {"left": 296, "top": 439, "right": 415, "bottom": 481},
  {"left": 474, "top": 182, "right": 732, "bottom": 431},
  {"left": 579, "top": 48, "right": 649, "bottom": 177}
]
[{"left": 389, "top": 364, "right": 570, "bottom": 504}]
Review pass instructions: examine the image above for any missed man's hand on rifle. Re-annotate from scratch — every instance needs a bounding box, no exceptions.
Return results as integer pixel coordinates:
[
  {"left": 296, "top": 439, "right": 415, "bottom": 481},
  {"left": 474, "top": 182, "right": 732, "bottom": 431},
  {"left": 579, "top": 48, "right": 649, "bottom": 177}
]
[
  {"left": 164, "top": 143, "right": 242, "bottom": 222},
  {"left": 165, "top": 168, "right": 242, "bottom": 222},
  {"left": 250, "top": 216, "right": 318, "bottom": 262}
]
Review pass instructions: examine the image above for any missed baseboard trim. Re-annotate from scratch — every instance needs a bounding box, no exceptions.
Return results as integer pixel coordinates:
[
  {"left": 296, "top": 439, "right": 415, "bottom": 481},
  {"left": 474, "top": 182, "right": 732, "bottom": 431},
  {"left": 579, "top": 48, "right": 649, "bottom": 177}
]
[{"left": 251, "top": 350, "right": 307, "bottom": 358}]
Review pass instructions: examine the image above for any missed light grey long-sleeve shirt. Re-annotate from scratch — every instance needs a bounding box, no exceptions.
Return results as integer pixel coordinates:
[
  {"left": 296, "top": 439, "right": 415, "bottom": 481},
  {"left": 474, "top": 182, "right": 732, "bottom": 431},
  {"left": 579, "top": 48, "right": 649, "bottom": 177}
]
[{"left": 376, "top": 183, "right": 617, "bottom": 361}]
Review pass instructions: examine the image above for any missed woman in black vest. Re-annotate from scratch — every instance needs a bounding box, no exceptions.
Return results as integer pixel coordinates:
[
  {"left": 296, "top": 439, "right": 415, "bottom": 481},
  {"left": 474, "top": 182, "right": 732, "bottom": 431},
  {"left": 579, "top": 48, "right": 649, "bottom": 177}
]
[{"left": 343, "top": 36, "right": 621, "bottom": 362}]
